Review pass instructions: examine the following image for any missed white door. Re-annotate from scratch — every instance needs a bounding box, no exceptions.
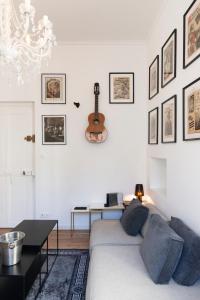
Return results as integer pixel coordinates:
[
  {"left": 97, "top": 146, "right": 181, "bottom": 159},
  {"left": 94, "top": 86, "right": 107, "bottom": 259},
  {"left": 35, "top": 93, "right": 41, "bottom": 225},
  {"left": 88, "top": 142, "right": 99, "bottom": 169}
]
[{"left": 0, "top": 102, "right": 35, "bottom": 227}]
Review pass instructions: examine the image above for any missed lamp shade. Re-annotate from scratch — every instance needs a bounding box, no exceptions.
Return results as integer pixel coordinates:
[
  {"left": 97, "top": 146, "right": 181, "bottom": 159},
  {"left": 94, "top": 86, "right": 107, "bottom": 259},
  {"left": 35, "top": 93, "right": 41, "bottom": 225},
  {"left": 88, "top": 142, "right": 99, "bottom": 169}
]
[{"left": 135, "top": 184, "right": 144, "bottom": 201}]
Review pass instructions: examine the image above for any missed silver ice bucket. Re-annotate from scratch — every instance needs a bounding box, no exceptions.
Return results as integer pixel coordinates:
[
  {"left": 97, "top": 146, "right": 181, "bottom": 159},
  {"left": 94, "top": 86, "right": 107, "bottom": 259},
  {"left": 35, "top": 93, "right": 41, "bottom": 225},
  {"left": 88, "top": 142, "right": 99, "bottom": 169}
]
[{"left": 0, "top": 231, "right": 25, "bottom": 266}]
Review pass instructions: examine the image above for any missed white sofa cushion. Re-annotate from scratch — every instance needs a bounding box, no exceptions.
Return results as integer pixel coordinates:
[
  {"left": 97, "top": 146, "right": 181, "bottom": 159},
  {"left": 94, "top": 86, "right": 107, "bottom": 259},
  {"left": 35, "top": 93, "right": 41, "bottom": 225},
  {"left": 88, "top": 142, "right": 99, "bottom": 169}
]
[
  {"left": 86, "top": 245, "right": 200, "bottom": 300},
  {"left": 90, "top": 220, "right": 143, "bottom": 251}
]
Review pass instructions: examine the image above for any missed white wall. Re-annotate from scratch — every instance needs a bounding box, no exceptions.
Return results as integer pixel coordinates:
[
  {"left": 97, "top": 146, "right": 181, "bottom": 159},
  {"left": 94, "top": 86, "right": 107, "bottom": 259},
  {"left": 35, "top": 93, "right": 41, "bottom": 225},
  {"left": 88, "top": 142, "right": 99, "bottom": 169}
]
[
  {"left": 0, "top": 43, "right": 147, "bottom": 229},
  {"left": 147, "top": 0, "right": 200, "bottom": 234}
]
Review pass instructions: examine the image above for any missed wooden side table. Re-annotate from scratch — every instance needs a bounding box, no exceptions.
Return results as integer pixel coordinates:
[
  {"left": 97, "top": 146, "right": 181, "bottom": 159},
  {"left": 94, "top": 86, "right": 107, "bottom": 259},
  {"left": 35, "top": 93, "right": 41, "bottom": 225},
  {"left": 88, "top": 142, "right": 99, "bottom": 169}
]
[
  {"left": 89, "top": 204, "right": 124, "bottom": 228},
  {"left": 70, "top": 205, "right": 125, "bottom": 235},
  {"left": 70, "top": 208, "right": 90, "bottom": 235}
]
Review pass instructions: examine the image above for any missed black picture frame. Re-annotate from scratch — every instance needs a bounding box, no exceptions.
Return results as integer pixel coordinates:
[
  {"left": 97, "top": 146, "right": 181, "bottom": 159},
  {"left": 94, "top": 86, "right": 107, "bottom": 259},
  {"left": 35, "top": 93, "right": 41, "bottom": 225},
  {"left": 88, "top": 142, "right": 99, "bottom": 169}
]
[
  {"left": 161, "top": 95, "right": 177, "bottom": 143},
  {"left": 109, "top": 72, "right": 134, "bottom": 104},
  {"left": 149, "top": 56, "right": 159, "bottom": 100},
  {"left": 41, "top": 73, "right": 66, "bottom": 104},
  {"left": 183, "top": 0, "right": 200, "bottom": 68},
  {"left": 161, "top": 29, "right": 177, "bottom": 88},
  {"left": 42, "top": 115, "right": 67, "bottom": 145},
  {"left": 148, "top": 107, "right": 159, "bottom": 144},
  {"left": 183, "top": 77, "right": 200, "bottom": 141}
]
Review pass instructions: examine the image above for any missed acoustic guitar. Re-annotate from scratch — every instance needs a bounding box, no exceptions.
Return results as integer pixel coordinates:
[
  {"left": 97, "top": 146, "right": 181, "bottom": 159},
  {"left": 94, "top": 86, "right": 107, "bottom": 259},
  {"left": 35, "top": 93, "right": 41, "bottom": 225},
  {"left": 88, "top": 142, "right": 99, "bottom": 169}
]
[{"left": 85, "top": 83, "right": 107, "bottom": 143}]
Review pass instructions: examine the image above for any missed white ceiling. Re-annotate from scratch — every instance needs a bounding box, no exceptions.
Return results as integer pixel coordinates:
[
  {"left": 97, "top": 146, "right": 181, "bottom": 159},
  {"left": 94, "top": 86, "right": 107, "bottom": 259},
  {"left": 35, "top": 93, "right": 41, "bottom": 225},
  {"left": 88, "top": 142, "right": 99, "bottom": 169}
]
[{"left": 17, "top": 0, "right": 163, "bottom": 42}]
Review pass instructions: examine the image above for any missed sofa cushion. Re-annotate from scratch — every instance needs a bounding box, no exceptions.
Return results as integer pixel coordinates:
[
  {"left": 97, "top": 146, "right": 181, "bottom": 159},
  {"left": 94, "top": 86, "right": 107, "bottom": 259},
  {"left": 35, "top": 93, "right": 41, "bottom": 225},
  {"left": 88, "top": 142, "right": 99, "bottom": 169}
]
[
  {"left": 141, "top": 203, "right": 169, "bottom": 237},
  {"left": 86, "top": 245, "right": 200, "bottom": 300},
  {"left": 90, "top": 220, "right": 143, "bottom": 251},
  {"left": 120, "top": 199, "right": 149, "bottom": 236},
  {"left": 140, "top": 214, "right": 184, "bottom": 284},
  {"left": 169, "top": 217, "right": 200, "bottom": 286}
]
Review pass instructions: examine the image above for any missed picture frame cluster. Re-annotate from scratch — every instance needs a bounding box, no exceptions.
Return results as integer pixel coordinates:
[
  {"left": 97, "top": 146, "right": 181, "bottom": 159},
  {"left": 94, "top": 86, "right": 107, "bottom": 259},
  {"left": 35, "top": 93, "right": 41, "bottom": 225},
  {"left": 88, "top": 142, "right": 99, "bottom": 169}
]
[
  {"left": 41, "top": 72, "right": 135, "bottom": 145},
  {"left": 148, "top": 0, "right": 200, "bottom": 144},
  {"left": 41, "top": 73, "right": 67, "bottom": 145}
]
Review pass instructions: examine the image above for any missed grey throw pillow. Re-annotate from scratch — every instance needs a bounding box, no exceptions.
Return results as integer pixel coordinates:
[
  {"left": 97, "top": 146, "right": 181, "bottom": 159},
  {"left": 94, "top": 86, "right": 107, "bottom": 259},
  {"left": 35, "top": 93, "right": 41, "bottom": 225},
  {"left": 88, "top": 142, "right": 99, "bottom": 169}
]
[
  {"left": 141, "top": 203, "right": 169, "bottom": 237},
  {"left": 120, "top": 199, "right": 149, "bottom": 236},
  {"left": 169, "top": 217, "right": 200, "bottom": 286},
  {"left": 140, "top": 214, "right": 184, "bottom": 284}
]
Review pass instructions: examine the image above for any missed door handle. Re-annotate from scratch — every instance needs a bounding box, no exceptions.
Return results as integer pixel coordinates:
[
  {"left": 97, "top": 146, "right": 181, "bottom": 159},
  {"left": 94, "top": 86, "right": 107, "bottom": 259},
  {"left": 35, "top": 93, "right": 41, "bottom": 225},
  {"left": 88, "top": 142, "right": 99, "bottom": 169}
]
[
  {"left": 24, "top": 134, "right": 35, "bottom": 143},
  {"left": 22, "top": 170, "right": 33, "bottom": 176}
]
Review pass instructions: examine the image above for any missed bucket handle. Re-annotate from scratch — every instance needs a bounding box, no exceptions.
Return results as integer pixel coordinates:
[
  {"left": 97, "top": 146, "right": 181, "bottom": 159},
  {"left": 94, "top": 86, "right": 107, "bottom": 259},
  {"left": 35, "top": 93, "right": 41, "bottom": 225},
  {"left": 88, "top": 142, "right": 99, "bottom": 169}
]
[{"left": 8, "top": 243, "right": 15, "bottom": 249}]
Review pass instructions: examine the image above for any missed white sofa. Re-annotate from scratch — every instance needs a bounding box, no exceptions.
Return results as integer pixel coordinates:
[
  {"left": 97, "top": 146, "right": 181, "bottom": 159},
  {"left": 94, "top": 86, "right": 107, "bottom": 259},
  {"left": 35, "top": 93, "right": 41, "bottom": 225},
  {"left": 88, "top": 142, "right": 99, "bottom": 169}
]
[{"left": 86, "top": 204, "right": 200, "bottom": 300}]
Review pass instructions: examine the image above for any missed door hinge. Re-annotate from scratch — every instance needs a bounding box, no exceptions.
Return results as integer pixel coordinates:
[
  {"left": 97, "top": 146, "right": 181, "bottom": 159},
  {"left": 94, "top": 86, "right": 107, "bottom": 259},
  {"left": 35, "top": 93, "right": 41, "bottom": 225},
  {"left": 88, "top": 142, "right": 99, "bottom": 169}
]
[{"left": 24, "top": 134, "right": 35, "bottom": 143}]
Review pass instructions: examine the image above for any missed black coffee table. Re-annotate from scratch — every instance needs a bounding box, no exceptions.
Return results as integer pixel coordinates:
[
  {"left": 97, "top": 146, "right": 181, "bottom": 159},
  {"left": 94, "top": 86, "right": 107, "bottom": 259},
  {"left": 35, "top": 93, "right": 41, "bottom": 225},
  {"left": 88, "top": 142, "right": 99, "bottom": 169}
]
[{"left": 0, "top": 219, "right": 58, "bottom": 300}]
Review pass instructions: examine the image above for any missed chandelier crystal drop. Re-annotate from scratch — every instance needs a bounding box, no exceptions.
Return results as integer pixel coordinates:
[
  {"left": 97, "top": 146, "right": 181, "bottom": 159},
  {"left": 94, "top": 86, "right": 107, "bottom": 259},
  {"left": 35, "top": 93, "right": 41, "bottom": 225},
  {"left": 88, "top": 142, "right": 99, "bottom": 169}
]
[{"left": 0, "top": 0, "right": 56, "bottom": 84}]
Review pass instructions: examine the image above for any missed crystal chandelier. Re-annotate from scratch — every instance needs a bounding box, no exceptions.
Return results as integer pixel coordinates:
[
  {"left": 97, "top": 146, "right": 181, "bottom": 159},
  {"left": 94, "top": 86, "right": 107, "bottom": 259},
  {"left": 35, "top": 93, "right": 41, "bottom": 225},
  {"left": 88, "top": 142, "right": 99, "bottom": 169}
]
[{"left": 0, "top": 0, "right": 56, "bottom": 84}]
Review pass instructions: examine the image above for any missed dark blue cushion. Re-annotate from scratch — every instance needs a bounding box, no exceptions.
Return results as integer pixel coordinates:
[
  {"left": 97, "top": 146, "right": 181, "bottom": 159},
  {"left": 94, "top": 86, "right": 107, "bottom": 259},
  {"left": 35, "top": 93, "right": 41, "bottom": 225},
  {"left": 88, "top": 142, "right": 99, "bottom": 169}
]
[
  {"left": 140, "top": 214, "right": 184, "bottom": 284},
  {"left": 170, "top": 217, "right": 200, "bottom": 286},
  {"left": 120, "top": 199, "right": 149, "bottom": 236}
]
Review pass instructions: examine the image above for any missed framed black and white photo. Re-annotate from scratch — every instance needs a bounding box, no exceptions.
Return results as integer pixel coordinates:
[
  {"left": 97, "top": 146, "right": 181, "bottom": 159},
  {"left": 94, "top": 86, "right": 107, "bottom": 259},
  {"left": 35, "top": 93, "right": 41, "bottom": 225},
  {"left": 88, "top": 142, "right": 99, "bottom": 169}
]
[
  {"left": 148, "top": 107, "right": 159, "bottom": 144},
  {"left": 42, "top": 115, "right": 66, "bottom": 145},
  {"left": 149, "top": 56, "right": 159, "bottom": 100},
  {"left": 183, "top": 0, "right": 200, "bottom": 68},
  {"left": 161, "top": 29, "right": 177, "bottom": 88},
  {"left": 41, "top": 73, "right": 66, "bottom": 104},
  {"left": 161, "top": 95, "right": 177, "bottom": 143},
  {"left": 109, "top": 73, "right": 134, "bottom": 104},
  {"left": 183, "top": 77, "right": 200, "bottom": 141}
]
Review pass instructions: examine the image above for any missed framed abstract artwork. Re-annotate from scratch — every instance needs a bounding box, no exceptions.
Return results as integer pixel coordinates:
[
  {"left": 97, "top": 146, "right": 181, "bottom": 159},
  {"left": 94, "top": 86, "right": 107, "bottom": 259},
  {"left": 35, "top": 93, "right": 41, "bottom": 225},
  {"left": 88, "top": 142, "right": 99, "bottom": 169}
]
[
  {"left": 149, "top": 56, "right": 159, "bottom": 100},
  {"left": 42, "top": 115, "right": 66, "bottom": 145},
  {"left": 41, "top": 73, "right": 66, "bottom": 104},
  {"left": 148, "top": 107, "right": 159, "bottom": 144},
  {"left": 161, "top": 95, "right": 177, "bottom": 143},
  {"left": 183, "top": 0, "right": 200, "bottom": 68},
  {"left": 183, "top": 77, "right": 200, "bottom": 141},
  {"left": 161, "top": 29, "right": 177, "bottom": 88},
  {"left": 109, "top": 73, "right": 134, "bottom": 104}
]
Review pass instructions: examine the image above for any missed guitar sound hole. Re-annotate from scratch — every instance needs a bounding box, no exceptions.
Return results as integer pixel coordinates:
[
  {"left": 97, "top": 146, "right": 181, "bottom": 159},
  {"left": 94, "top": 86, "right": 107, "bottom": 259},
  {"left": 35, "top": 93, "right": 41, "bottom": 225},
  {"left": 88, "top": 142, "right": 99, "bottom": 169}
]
[{"left": 94, "top": 119, "right": 99, "bottom": 125}]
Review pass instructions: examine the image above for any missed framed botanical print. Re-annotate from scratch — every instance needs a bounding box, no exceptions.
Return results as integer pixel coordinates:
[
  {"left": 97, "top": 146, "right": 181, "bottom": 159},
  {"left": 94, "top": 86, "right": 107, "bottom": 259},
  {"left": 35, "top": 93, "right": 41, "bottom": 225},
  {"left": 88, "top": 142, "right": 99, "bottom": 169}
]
[
  {"left": 183, "top": 0, "right": 200, "bottom": 68},
  {"left": 109, "top": 73, "right": 134, "bottom": 104},
  {"left": 183, "top": 77, "right": 200, "bottom": 141},
  {"left": 161, "top": 29, "right": 177, "bottom": 88},
  {"left": 149, "top": 56, "right": 159, "bottom": 100},
  {"left": 148, "top": 107, "right": 159, "bottom": 144},
  {"left": 42, "top": 115, "right": 66, "bottom": 145},
  {"left": 41, "top": 73, "right": 66, "bottom": 104},
  {"left": 161, "top": 95, "right": 177, "bottom": 143}
]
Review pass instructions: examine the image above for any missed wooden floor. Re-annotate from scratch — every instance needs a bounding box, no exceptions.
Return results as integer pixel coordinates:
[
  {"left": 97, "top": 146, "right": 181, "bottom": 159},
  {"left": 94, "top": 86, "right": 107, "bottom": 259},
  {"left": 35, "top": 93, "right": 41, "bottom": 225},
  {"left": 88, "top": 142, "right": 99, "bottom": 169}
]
[{"left": 0, "top": 229, "right": 90, "bottom": 249}]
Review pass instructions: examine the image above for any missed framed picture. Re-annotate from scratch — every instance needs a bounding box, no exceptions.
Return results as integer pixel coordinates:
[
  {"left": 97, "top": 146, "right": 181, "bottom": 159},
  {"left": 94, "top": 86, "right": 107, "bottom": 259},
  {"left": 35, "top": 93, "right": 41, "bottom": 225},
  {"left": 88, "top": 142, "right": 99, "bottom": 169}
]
[
  {"left": 42, "top": 115, "right": 66, "bottom": 145},
  {"left": 183, "top": 77, "right": 200, "bottom": 141},
  {"left": 161, "top": 95, "right": 177, "bottom": 143},
  {"left": 149, "top": 56, "right": 159, "bottom": 100},
  {"left": 148, "top": 107, "right": 159, "bottom": 144},
  {"left": 109, "top": 73, "right": 134, "bottom": 104},
  {"left": 183, "top": 0, "right": 200, "bottom": 68},
  {"left": 161, "top": 29, "right": 177, "bottom": 88},
  {"left": 41, "top": 73, "right": 66, "bottom": 104}
]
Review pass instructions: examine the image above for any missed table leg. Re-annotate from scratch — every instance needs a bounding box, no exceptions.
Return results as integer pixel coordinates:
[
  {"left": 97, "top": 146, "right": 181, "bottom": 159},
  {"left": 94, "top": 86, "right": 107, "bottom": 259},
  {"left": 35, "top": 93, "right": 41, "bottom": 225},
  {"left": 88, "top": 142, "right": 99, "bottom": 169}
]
[
  {"left": 101, "top": 211, "right": 103, "bottom": 219},
  {"left": 70, "top": 212, "right": 72, "bottom": 236},
  {"left": 39, "top": 250, "right": 42, "bottom": 291},
  {"left": 89, "top": 211, "right": 92, "bottom": 231},
  {"left": 46, "top": 238, "right": 49, "bottom": 274},
  {"left": 71, "top": 211, "right": 75, "bottom": 236},
  {"left": 56, "top": 221, "right": 59, "bottom": 255},
  {"left": 22, "top": 277, "right": 26, "bottom": 300}
]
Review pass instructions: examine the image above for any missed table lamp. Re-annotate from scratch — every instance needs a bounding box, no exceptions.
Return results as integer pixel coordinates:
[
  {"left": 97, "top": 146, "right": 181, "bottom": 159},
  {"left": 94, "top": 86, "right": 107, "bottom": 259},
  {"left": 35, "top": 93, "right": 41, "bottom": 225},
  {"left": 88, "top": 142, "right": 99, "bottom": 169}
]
[{"left": 135, "top": 184, "right": 144, "bottom": 202}]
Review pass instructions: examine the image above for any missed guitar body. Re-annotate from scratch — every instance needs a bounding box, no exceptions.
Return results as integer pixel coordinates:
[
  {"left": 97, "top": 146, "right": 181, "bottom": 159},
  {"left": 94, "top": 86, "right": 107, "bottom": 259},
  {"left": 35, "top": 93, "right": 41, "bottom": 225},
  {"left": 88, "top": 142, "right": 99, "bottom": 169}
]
[
  {"left": 85, "top": 83, "right": 107, "bottom": 143},
  {"left": 87, "top": 112, "right": 106, "bottom": 133}
]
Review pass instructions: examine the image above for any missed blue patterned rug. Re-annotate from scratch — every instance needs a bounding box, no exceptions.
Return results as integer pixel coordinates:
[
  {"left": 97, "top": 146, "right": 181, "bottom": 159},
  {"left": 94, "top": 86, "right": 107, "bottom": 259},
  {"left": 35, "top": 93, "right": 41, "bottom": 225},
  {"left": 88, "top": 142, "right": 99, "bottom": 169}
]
[{"left": 26, "top": 250, "right": 89, "bottom": 300}]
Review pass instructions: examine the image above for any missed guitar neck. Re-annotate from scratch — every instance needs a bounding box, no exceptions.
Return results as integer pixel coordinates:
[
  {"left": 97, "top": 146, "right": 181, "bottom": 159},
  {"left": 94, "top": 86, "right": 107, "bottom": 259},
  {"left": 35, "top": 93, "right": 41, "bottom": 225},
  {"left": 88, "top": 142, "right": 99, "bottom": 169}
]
[{"left": 95, "top": 94, "right": 99, "bottom": 117}]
